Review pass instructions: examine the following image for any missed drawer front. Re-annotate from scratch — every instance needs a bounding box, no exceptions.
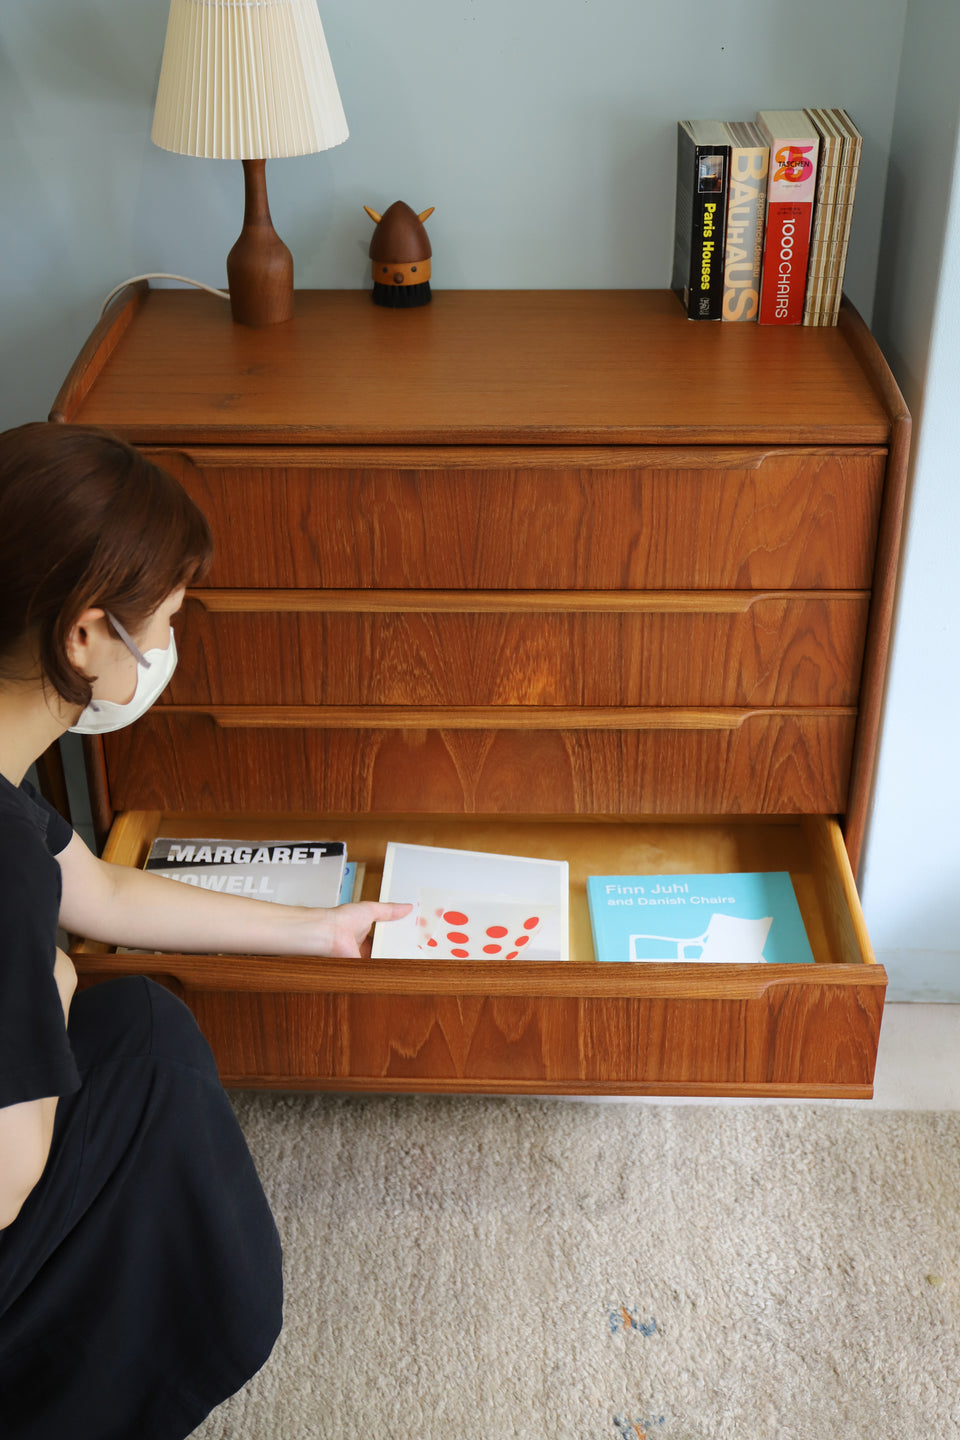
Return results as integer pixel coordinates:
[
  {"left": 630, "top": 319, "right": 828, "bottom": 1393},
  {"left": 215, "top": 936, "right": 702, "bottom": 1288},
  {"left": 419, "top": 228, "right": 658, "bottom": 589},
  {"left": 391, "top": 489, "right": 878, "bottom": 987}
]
[
  {"left": 166, "top": 591, "right": 869, "bottom": 708},
  {"left": 155, "top": 448, "right": 885, "bottom": 590},
  {"left": 76, "top": 813, "right": 885, "bottom": 1098},
  {"left": 103, "top": 711, "right": 856, "bottom": 815},
  {"left": 177, "top": 983, "right": 883, "bottom": 1094}
]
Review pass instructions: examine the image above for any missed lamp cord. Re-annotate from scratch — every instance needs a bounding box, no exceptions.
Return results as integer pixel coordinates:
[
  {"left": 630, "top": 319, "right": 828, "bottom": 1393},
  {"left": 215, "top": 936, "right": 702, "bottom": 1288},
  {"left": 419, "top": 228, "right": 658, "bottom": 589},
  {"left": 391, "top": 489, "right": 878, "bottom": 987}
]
[{"left": 99, "top": 273, "right": 230, "bottom": 318}]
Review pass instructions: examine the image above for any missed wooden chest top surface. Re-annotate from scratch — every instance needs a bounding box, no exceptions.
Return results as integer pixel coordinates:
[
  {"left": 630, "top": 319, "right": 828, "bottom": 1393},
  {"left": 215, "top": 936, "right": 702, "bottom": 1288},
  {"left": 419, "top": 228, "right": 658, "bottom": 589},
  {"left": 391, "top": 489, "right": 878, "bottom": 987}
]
[{"left": 66, "top": 288, "right": 891, "bottom": 447}]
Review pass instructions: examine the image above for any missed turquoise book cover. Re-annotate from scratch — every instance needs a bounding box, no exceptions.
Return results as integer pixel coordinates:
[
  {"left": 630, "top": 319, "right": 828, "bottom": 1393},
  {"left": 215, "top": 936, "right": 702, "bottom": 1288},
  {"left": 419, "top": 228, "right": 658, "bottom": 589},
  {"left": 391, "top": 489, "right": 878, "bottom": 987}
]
[{"left": 587, "top": 871, "right": 815, "bottom": 964}]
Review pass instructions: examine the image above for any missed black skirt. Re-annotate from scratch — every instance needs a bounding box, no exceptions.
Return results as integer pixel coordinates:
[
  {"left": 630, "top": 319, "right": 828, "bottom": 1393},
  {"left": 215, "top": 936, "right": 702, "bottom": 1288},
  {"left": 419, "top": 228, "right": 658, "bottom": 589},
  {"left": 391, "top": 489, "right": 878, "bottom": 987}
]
[{"left": 0, "top": 977, "right": 282, "bottom": 1440}]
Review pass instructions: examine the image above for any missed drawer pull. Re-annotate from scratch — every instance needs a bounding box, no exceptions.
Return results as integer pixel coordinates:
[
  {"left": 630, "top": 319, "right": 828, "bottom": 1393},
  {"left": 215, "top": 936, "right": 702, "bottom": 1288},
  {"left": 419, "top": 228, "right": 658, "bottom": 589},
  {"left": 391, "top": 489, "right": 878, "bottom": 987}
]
[
  {"left": 188, "top": 588, "right": 868, "bottom": 616},
  {"left": 158, "top": 704, "right": 857, "bottom": 731},
  {"left": 68, "top": 951, "right": 884, "bottom": 999},
  {"left": 171, "top": 444, "right": 885, "bottom": 472}
]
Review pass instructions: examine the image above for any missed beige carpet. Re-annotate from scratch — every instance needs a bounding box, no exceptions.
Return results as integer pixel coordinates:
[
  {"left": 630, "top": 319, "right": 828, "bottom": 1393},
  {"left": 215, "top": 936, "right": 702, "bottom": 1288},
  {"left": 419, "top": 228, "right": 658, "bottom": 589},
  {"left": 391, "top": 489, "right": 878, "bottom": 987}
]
[{"left": 190, "top": 1096, "right": 960, "bottom": 1440}]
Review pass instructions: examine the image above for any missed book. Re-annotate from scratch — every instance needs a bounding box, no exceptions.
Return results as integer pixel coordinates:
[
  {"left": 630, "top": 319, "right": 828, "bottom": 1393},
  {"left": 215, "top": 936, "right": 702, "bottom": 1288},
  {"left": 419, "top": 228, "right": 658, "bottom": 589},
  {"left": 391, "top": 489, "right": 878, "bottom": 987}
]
[
  {"left": 802, "top": 108, "right": 846, "bottom": 326},
  {"left": 338, "top": 860, "right": 367, "bottom": 905},
  {"left": 672, "top": 120, "right": 732, "bottom": 320},
  {"left": 373, "top": 842, "right": 569, "bottom": 961},
  {"left": 145, "top": 837, "right": 347, "bottom": 907},
  {"left": 756, "top": 109, "right": 821, "bottom": 325},
  {"left": 721, "top": 121, "right": 770, "bottom": 321},
  {"left": 587, "top": 871, "right": 816, "bottom": 965},
  {"left": 821, "top": 108, "right": 863, "bottom": 325}
]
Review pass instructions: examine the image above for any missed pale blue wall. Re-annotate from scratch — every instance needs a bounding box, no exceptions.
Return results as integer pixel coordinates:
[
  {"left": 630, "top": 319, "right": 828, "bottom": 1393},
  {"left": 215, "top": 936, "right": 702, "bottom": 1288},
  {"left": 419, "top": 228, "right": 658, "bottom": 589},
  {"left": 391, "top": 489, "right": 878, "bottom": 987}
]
[
  {"left": 862, "top": 0, "right": 960, "bottom": 1000},
  {"left": 1, "top": 0, "right": 907, "bottom": 427},
  {"left": 5, "top": 0, "right": 960, "bottom": 1000}
]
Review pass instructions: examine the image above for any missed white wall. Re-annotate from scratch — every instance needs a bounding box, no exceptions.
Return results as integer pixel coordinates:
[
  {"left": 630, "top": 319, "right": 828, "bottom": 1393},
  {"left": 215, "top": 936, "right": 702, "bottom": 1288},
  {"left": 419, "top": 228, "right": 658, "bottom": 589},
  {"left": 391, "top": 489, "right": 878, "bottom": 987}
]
[
  {"left": 5, "top": 0, "right": 959, "bottom": 998},
  {"left": 860, "top": 0, "right": 960, "bottom": 999}
]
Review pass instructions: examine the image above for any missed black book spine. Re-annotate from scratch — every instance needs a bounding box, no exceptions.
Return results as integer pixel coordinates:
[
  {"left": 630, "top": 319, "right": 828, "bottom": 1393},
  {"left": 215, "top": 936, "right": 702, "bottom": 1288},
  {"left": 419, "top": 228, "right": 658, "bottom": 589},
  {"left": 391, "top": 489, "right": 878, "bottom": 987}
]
[{"left": 672, "top": 128, "right": 731, "bottom": 320}]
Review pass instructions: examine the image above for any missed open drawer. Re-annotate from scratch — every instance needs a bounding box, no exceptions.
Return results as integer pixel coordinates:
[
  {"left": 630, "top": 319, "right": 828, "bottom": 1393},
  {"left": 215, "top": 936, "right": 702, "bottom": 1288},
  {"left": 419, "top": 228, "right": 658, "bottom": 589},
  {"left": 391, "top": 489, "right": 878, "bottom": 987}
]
[{"left": 71, "top": 812, "right": 885, "bottom": 1099}]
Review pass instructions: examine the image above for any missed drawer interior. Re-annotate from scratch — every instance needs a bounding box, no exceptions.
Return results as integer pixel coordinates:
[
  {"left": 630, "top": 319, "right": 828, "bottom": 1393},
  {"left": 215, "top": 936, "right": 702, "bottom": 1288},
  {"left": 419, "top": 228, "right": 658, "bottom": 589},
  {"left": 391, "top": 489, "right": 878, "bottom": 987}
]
[
  {"left": 73, "top": 814, "right": 884, "bottom": 1097},
  {"left": 80, "top": 812, "right": 873, "bottom": 971}
]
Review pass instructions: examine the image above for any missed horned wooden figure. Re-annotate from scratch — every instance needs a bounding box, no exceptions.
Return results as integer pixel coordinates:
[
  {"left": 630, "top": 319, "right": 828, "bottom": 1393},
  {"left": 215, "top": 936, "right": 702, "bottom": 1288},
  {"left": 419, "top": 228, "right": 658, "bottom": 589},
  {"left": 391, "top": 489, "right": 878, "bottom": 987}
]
[{"left": 364, "top": 201, "right": 435, "bottom": 307}]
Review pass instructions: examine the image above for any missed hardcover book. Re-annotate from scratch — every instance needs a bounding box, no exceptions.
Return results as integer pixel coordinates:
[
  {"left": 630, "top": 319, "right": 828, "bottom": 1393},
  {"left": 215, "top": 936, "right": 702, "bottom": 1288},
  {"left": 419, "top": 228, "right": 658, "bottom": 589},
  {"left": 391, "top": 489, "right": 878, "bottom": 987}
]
[
  {"left": 339, "top": 860, "right": 367, "bottom": 904},
  {"left": 145, "top": 837, "right": 347, "bottom": 907},
  {"left": 721, "top": 121, "right": 770, "bottom": 321},
  {"left": 756, "top": 109, "right": 820, "bottom": 325},
  {"left": 587, "top": 871, "right": 816, "bottom": 965},
  {"left": 373, "top": 842, "right": 569, "bottom": 961},
  {"left": 672, "top": 120, "right": 732, "bottom": 320},
  {"left": 802, "top": 108, "right": 846, "bottom": 326},
  {"left": 822, "top": 109, "right": 863, "bottom": 325}
]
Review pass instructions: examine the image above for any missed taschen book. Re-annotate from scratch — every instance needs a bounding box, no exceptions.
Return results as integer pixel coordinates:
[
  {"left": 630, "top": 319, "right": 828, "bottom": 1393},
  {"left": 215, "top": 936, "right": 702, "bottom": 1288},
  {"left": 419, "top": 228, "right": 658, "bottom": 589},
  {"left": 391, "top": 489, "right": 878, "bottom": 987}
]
[
  {"left": 672, "top": 120, "right": 732, "bottom": 320},
  {"left": 587, "top": 871, "right": 816, "bottom": 965},
  {"left": 756, "top": 109, "right": 820, "bottom": 325}
]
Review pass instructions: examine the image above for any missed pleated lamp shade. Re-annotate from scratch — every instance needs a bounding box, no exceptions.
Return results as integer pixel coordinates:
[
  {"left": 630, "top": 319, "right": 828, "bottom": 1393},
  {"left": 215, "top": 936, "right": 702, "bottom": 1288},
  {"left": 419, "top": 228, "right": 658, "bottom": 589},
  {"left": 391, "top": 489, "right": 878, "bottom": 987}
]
[
  {"left": 152, "top": 0, "right": 348, "bottom": 159},
  {"left": 151, "top": 0, "right": 348, "bottom": 326}
]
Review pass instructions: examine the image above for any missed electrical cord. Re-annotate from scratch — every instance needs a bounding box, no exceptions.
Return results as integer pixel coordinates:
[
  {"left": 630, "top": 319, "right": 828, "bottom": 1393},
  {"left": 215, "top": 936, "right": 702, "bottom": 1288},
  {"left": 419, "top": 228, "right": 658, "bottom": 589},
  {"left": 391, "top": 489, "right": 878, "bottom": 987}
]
[{"left": 99, "top": 273, "right": 230, "bottom": 318}]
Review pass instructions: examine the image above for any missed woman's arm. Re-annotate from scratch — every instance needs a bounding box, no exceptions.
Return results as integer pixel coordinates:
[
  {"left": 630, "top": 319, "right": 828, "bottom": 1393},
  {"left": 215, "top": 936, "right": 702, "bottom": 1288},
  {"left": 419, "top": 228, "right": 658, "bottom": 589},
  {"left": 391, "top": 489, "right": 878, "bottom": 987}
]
[{"left": 56, "top": 832, "right": 411, "bottom": 958}]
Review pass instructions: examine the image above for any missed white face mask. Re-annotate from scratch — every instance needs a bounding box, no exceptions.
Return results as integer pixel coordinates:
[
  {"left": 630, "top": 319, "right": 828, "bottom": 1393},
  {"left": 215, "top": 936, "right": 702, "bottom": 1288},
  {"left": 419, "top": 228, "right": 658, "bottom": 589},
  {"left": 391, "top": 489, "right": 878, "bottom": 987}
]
[{"left": 69, "top": 612, "right": 178, "bottom": 735}]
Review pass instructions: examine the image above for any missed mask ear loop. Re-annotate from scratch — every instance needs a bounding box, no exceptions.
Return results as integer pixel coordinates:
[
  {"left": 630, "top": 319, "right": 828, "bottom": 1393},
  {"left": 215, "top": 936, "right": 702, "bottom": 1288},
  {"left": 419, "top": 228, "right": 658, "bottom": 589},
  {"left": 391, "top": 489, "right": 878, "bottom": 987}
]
[{"left": 105, "top": 611, "right": 150, "bottom": 668}]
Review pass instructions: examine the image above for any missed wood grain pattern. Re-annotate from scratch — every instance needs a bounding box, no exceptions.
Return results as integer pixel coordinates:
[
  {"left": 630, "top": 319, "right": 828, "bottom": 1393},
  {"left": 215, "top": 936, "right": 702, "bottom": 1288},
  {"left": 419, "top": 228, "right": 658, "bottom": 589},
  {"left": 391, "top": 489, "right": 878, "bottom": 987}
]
[
  {"left": 154, "top": 449, "right": 885, "bottom": 590},
  {"left": 836, "top": 307, "right": 912, "bottom": 876},
  {"left": 63, "top": 979, "right": 882, "bottom": 1095},
  {"left": 48, "top": 280, "right": 148, "bottom": 424},
  {"left": 71, "top": 813, "right": 883, "bottom": 1095},
  {"left": 166, "top": 591, "right": 869, "bottom": 708},
  {"left": 55, "top": 288, "right": 909, "bottom": 1096},
  {"left": 63, "top": 289, "right": 892, "bottom": 446},
  {"left": 101, "top": 711, "right": 856, "bottom": 814},
  {"left": 157, "top": 705, "right": 854, "bottom": 730}
]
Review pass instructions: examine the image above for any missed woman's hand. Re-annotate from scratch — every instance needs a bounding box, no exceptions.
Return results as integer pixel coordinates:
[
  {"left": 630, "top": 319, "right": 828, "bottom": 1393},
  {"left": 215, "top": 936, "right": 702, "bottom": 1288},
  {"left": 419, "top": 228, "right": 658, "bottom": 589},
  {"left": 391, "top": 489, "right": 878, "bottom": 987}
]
[
  {"left": 53, "top": 946, "right": 78, "bottom": 1023},
  {"left": 290, "top": 901, "right": 413, "bottom": 959}
]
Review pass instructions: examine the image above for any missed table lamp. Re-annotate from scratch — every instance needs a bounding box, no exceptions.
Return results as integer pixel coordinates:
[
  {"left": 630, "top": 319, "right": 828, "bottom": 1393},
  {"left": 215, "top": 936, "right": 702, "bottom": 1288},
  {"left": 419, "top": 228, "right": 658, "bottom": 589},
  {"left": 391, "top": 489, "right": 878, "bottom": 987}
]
[{"left": 151, "top": 0, "right": 349, "bottom": 327}]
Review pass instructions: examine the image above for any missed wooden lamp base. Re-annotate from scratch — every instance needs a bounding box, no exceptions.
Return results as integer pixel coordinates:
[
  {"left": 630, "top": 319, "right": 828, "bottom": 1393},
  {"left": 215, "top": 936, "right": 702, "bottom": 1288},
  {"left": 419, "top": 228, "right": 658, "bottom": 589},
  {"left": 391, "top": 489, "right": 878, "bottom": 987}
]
[{"left": 226, "top": 158, "right": 294, "bottom": 327}]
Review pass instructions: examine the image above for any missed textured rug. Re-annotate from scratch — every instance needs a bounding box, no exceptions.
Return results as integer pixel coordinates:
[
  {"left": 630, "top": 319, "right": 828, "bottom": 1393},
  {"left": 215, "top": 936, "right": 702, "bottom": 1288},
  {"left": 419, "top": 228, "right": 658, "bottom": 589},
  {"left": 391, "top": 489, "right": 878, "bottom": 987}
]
[{"left": 190, "top": 1096, "right": 960, "bottom": 1440}]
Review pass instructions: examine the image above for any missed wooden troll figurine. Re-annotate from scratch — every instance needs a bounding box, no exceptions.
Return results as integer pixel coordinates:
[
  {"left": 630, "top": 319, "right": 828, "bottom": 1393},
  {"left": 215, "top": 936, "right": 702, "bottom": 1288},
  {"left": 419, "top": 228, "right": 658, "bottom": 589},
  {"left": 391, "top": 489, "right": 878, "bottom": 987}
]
[{"left": 364, "top": 201, "right": 435, "bottom": 307}]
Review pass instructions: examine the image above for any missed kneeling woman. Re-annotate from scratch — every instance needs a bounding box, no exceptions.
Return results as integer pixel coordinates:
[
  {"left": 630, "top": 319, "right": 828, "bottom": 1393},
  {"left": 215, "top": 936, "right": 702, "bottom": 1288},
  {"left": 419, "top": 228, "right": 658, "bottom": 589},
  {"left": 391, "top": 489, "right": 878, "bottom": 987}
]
[{"left": 0, "top": 423, "right": 410, "bottom": 1439}]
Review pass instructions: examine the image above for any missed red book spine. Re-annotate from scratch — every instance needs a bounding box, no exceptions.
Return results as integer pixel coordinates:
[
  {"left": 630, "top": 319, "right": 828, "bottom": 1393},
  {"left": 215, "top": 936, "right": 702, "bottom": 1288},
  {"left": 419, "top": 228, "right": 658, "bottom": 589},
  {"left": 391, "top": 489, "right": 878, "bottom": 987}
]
[
  {"left": 756, "top": 129, "right": 819, "bottom": 326},
  {"left": 759, "top": 200, "right": 814, "bottom": 324}
]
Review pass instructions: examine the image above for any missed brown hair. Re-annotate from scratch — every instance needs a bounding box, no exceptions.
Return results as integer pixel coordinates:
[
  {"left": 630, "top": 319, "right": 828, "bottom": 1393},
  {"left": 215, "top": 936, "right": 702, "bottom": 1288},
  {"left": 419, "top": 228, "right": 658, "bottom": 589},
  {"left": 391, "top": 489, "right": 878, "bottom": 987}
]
[{"left": 0, "top": 422, "right": 214, "bottom": 705}]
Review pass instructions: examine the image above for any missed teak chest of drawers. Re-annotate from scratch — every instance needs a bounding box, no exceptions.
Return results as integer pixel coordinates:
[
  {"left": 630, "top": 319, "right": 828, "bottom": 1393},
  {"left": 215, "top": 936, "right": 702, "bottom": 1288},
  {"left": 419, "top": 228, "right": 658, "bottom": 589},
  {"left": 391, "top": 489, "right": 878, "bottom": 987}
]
[{"left": 56, "top": 286, "right": 909, "bottom": 1098}]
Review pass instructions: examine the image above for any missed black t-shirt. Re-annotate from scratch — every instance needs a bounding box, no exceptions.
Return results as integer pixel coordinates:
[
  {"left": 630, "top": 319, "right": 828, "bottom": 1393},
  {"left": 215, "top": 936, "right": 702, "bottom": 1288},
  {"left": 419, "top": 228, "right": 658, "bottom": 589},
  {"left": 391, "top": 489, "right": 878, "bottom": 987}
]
[{"left": 0, "top": 775, "right": 81, "bottom": 1108}]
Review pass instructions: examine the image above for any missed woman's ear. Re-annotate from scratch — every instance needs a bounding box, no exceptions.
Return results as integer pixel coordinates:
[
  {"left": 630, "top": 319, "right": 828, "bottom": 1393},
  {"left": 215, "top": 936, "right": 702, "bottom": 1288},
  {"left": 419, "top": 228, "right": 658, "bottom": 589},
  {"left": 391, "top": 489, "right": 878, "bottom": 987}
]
[{"left": 64, "top": 607, "right": 107, "bottom": 672}]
